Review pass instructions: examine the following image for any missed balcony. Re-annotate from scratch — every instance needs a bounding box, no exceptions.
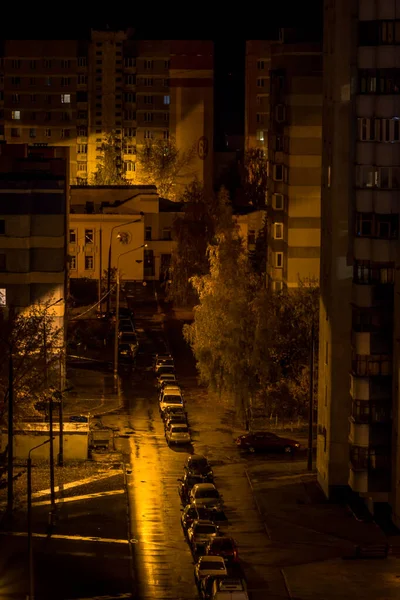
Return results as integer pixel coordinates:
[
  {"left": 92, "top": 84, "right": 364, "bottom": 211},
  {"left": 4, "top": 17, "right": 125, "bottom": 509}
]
[
  {"left": 349, "top": 419, "right": 369, "bottom": 446},
  {"left": 349, "top": 466, "right": 368, "bottom": 493}
]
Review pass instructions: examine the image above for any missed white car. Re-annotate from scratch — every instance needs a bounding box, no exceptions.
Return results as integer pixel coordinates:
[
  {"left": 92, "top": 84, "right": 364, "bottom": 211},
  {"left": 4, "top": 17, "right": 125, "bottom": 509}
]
[
  {"left": 159, "top": 385, "right": 182, "bottom": 402},
  {"left": 154, "top": 355, "right": 174, "bottom": 374},
  {"left": 165, "top": 423, "right": 191, "bottom": 446},
  {"left": 189, "top": 483, "right": 223, "bottom": 512},
  {"left": 159, "top": 389, "right": 184, "bottom": 414},
  {"left": 211, "top": 578, "right": 249, "bottom": 600},
  {"left": 187, "top": 519, "right": 219, "bottom": 552},
  {"left": 194, "top": 555, "right": 227, "bottom": 585}
]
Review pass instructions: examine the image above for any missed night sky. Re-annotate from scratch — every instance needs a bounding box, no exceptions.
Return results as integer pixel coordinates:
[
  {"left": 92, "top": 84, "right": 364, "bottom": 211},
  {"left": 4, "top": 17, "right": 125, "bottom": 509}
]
[{"left": 1, "top": 4, "right": 323, "bottom": 149}]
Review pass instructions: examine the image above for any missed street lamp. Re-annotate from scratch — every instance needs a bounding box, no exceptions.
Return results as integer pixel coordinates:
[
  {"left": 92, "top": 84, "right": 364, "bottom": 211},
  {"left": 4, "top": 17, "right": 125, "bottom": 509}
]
[
  {"left": 106, "top": 214, "right": 144, "bottom": 313},
  {"left": 42, "top": 297, "right": 63, "bottom": 522},
  {"left": 113, "top": 244, "right": 147, "bottom": 381},
  {"left": 27, "top": 437, "right": 53, "bottom": 600}
]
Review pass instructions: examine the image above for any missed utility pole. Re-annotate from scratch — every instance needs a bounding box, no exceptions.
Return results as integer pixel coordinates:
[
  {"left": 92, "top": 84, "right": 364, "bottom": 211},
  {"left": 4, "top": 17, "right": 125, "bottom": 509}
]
[
  {"left": 58, "top": 392, "right": 64, "bottom": 467},
  {"left": 7, "top": 347, "right": 13, "bottom": 514},
  {"left": 43, "top": 315, "right": 55, "bottom": 523},
  {"left": 28, "top": 438, "right": 51, "bottom": 600},
  {"left": 113, "top": 269, "right": 120, "bottom": 386},
  {"left": 98, "top": 227, "right": 102, "bottom": 310},
  {"left": 307, "top": 320, "right": 315, "bottom": 472}
]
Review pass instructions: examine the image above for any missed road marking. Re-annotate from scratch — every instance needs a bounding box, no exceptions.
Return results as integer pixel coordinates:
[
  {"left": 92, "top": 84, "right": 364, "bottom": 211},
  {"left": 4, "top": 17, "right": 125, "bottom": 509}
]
[
  {"left": 32, "top": 489, "right": 125, "bottom": 506},
  {"left": 31, "top": 470, "right": 122, "bottom": 498},
  {"left": 0, "top": 531, "right": 129, "bottom": 545}
]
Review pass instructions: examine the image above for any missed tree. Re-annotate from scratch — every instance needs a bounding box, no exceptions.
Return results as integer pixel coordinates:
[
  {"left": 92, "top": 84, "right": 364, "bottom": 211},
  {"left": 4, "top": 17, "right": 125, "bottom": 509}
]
[
  {"left": 240, "top": 148, "right": 268, "bottom": 208},
  {"left": 91, "top": 131, "right": 127, "bottom": 186},
  {"left": 167, "top": 183, "right": 232, "bottom": 305},
  {"left": 0, "top": 300, "right": 63, "bottom": 421},
  {"left": 136, "top": 137, "right": 195, "bottom": 200},
  {"left": 249, "top": 213, "right": 267, "bottom": 276}
]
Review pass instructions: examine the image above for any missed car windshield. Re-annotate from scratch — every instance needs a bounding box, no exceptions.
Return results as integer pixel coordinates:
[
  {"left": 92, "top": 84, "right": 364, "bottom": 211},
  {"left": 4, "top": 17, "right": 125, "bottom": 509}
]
[
  {"left": 213, "top": 539, "right": 233, "bottom": 550},
  {"left": 192, "top": 458, "right": 208, "bottom": 469},
  {"left": 172, "top": 426, "right": 188, "bottom": 433},
  {"left": 164, "top": 396, "right": 182, "bottom": 403},
  {"left": 196, "top": 488, "right": 219, "bottom": 499},
  {"left": 196, "top": 524, "right": 216, "bottom": 534},
  {"left": 200, "top": 561, "right": 225, "bottom": 571},
  {"left": 159, "top": 367, "right": 174, "bottom": 374}
]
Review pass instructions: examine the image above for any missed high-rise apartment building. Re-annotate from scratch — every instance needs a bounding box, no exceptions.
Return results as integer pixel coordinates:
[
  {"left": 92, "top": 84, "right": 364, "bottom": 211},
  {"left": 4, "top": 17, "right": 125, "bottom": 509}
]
[
  {"left": 0, "top": 32, "right": 213, "bottom": 193},
  {"left": 245, "top": 32, "right": 322, "bottom": 290},
  {"left": 318, "top": 0, "right": 400, "bottom": 525}
]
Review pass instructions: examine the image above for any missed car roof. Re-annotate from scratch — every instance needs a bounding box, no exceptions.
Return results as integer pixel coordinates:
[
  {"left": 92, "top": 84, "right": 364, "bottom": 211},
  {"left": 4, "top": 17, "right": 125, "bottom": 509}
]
[
  {"left": 193, "top": 519, "right": 215, "bottom": 526},
  {"left": 189, "top": 454, "right": 208, "bottom": 463},
  {"left": 194, "top": 482, "right": 216, "bottom": 490},
  {"left": 199, "top": 555, "right": 226, "bottom": 564},
  {"left": 170, "top": 423, "right": 188, "bottom": 429}
]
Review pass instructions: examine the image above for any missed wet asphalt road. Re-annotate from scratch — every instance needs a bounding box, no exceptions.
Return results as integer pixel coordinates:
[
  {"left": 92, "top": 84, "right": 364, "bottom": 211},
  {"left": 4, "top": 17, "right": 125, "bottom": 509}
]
[{"left": 109, "top": 302, "right": 290, "bottom": 600}]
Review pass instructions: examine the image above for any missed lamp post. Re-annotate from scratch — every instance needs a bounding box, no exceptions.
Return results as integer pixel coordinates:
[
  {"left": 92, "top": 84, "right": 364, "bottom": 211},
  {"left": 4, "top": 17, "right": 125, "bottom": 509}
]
[
  {"left": 42, "top": 297, "right": 63, "bottom": 522},
  {"left": 113, "top": 244, "right": 146, "bottom": 382},
  {"left": 307, "top": 319, "right": 315, "bottom": 472},
  {"left": 28, "top": 437, "right": 53, "bottom": 600},
  {"left": 106, "top": 214, "right": 144, "bottom": 314}
]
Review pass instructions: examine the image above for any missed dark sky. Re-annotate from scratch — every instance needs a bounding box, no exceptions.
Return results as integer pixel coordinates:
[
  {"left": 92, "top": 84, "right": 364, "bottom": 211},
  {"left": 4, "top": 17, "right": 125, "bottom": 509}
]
[{"left": 1, "top": 4, "right": 323, "bottom": 149}]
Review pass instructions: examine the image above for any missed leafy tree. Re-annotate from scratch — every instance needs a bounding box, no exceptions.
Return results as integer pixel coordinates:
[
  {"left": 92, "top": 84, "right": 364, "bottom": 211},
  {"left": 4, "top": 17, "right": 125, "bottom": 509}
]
[
  {"left": 136, "top": 137, "right": 195, "bottom": 201},
  {"left": 240, "top": 148, "right": 268, "bottom": 208},
  {"left": 249, "top": 213, "right": 267, "bottom": 276},
  {"left": 0, "top": 300, "right": 63, "bottom": 421},
  {"left": 91, "top": 131, "right": 127, "bottom": 186},
  {"left": 167, "top": 183, "right": 232, "bottom": 305}
]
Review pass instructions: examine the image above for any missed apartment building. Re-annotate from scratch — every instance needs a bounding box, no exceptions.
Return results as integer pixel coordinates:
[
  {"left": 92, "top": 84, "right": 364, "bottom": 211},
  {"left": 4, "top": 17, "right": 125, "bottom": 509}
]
[
  {"left": 0, "top": 33, "right": 214, "bottom": 192},
  {"left": 245, "top": 32, "right": 322, "bottom": 290},
  {"left": 0, "top": 143, "right": 68, "bottom": 373},
  {"left": 318, "top": 0, "right": 400, "bottom": 525}
]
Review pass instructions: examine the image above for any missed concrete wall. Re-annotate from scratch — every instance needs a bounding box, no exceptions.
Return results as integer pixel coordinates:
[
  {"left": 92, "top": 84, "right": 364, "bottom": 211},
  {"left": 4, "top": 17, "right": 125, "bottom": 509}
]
[{"left": 1, "top": 430, "right": 89, "bottom": 461}]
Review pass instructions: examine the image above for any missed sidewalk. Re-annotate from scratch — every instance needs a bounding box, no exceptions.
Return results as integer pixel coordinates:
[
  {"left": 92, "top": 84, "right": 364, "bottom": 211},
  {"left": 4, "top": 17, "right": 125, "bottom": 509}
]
[{"left": 0, "top": 463, "right": 133, "bottom": 599}]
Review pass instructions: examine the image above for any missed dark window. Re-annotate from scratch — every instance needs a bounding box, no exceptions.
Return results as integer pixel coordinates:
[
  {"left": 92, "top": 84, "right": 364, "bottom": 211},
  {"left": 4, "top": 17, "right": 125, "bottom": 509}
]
[
  {"left": 77, "top": 91, "right": 88, "bottom": 102},
  {"left": 0, "top": 220, "right": 5, "bottom": 235},
  {"left": 0, "top": 254, "right": 6, "bottom": 271},
  {"left": 358, "top": 21, "right": 379, "bottom": 45},
  {"left": 145, "top": 226, "right": 152, "bottom": 241},
  {"left": 144, "top": 249, "right": 155, "bottom": 276}
]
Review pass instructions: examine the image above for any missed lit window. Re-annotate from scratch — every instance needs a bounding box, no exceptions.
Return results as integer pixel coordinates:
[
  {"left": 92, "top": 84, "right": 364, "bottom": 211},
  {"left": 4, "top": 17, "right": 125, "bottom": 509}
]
[
  {"left": 69, "top": 229, "right": 77, "bottom": 243},
  {"left": 274, "top": 223, "right": 283, "bottom": 239},
  {"left": 12, "top": 111, "right": 20, "bottom": 120},
  {"left": 70, "top": 255, "right": 76, "bottom": 270},
  {"left": 61, "top": 94, "right": 71, "bottom": 103},
  {"left": 164, "top": 95, "right": 170, "bottom": 105},
  {"left": 11, "top": 128, "right": 20, "bottom": 138},
  {"left": 84, "top": 256, "right": 94, "bottom": 270},
  {"left": 275, "top": 252, "right": 283, "bottom": 268},
  {"left": 256, "top": 130, "right": 264, "bottom": 142},
  {"left": 77, "top": 162, "right": 87, "bottom": 172}
]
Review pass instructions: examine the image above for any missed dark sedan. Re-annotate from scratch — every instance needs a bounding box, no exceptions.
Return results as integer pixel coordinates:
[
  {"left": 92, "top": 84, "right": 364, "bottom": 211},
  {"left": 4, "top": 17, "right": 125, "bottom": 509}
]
[
  {"left": 235, "top": 431, "right": 300, "bottom": 453},
  {"left": 205, "top": 536, "right": 239, "bottom": 565},
  {"left": 178, "top": 473, "right": 205, "bottom": 505},
  {"left": 181, "top": 504, "right": 215, "bottom": 533},
  {"left": 184, "top": 454, "right": 214, "bottom": 482}
]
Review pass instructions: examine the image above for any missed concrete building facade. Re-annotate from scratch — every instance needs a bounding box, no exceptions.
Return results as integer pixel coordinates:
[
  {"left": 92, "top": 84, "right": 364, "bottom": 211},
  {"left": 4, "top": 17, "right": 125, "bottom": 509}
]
[
  {"left": 0, "top": 33, "right": 214, "bottom": 193},
  {"left": 0, "top": 144, "right": 67, "bottom": 330},
  {"left": 245, "top": 32, "right": 322, "bottom": 291},
  {"left": 318, "top": 0, "right": 400, "bottom": 525}
]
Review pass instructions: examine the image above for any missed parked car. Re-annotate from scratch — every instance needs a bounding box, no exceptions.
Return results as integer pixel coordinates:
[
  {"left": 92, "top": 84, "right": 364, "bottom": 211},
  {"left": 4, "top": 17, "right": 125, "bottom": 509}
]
[
  {"left": 157, "top": 365, "right": 175, "bottom": 377},
  {"left": 163, "top": 405, "right": 187, "bottom": 423},
  {"left": 190, "top": 484, "right": 223, "bottom": 512},
  {"left": 157, "top": 373, "right": 177, "bottom": 389},
  {"left": 181, "top": 504, "right": 215, "bottom": 533},
  {"left": 118, "top": 342, "right": 137, "bottom": 362},
  {"left": 118, "top": 318, "right": 135, "bottom": 333},
  {"left": 199, "top": 575, "right": 229, "bottom": 599},
  {"left": 119, "top": 331, "right": 139, "bottom": 347},
  {"left": 154, "top": 355, "right": 174, "bottom": 374},
  {"left": 166, "top": 423, "right": 191, "bottom": 446},
  {"left": 210, "top": 578, "right": 249, "bottom": 600},
  {"left": 178, "top": 473, "right": 205, "bottom": 505},
  {"left": 188, "top": 520, "right": 220, "bottom": 554},
  {"left": 119, "top": 306, "right": 135, "bottom": 321},
  {"left": 235, "top": 431, "right": 300, "bottom": 454},
  {"left": 159, "top": 385, "right": 182, "bottom": 403},
  {"left": 194, "top": 556, "right": 228, "bottom": 586},
  {"left": 205, "top": 537, "right": 239, "bottom": 565},
  {"left": 184, "top": 454, "right": 214, "bottom": 482},
  {"left": 165, "top": 415, "right": 188, "bottom": 434},
  {"left": 159, "top": 391, "right": 184, "bottom": 415}
]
